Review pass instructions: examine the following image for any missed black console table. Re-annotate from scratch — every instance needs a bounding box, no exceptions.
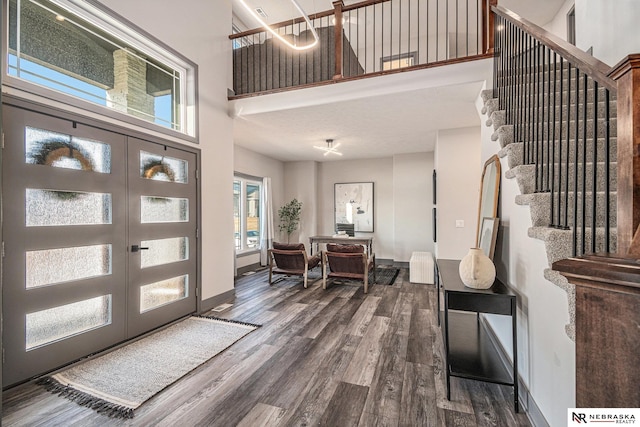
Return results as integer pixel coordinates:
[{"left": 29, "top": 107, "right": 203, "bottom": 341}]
[{"left": 435, "top": 259, "right": 519, "bottom": 412}]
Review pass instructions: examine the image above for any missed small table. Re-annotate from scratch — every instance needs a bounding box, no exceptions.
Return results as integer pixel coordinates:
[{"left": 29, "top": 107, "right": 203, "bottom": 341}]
[
  {"left": 435, "top": 259, "right": 519, "bottom": 412},
  {"left": 308, "top": 236, "right": 373, "bottom": 255}
]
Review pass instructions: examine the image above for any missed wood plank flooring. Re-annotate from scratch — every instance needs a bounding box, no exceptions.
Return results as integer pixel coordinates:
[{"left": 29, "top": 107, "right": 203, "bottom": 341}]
[{"left": 2, "top": 268, "right": 531, "bottom": 426}]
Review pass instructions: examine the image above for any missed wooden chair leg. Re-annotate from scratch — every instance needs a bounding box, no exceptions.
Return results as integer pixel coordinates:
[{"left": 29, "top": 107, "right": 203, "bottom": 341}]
[
  {"left": 364, "top": 273, "right": 368, "bottom": 294},
  {"left": 303, "top": 265, "right": 309, "bottom": 289}
]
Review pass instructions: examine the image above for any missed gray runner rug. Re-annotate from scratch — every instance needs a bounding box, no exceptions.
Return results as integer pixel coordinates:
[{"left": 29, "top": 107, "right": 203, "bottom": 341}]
[{"left": 37, "top": 316, "right": 259, "bottom": 418}]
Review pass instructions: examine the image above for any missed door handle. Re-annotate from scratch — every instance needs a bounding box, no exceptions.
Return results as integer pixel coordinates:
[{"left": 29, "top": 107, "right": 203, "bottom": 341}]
[{"left": 131, "top": 245, "right": 150, "bottom": 252}]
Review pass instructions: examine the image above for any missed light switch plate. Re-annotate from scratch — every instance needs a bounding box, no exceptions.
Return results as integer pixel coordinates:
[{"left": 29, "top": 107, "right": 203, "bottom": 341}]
[{"left": 456, "top": 220, "right": 465, "bottom": 228}]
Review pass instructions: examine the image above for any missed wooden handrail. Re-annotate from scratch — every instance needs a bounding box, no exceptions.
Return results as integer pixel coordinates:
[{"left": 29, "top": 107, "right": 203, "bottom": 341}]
[
  {"left": 229, "top": 9, "right": 335, "bottom": 40},
  {"left": 229, "top": 0, "right": 394, "bottom": 40},
  {"left": 492, "top": 5, "right": 616, "bottom": 92}
]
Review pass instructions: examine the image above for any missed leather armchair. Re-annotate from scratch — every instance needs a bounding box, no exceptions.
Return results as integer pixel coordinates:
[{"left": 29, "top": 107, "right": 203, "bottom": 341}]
[
  {"left": 268, "top": 242, "right": 321, "bottom": 288},
  {"left": 322, "top": 243, "right": 376, "bottom": 293}
]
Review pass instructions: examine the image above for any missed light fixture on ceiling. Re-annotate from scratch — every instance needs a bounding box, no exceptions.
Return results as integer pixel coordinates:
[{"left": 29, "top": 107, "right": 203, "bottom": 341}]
[
  {"left": 314, "top": 139, "right": 342, "bottom": 156},
  {"left": 237, "top": 0, "right": 319, "bottom": 51}
]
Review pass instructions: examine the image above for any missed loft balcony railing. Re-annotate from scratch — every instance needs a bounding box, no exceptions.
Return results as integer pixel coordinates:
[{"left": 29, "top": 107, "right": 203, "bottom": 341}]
[{"left": 229, "top": 0, "right": 496, "bottom": 97}]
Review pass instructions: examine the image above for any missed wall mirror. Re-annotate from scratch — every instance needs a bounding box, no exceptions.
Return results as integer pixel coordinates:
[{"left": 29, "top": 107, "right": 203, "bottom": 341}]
[{"left": 476, "top": 155, "right": 501, "bottom": 246}]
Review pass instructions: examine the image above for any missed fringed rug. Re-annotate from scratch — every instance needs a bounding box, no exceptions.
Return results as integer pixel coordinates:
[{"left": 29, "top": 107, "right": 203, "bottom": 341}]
[{"left": 37, "top": 316, "right": 259, "bottom": 418}]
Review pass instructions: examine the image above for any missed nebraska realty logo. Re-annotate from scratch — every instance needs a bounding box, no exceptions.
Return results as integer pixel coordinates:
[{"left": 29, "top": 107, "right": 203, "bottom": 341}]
[{"left": 569, "top": 408, "right": 639, "bottom": 424}]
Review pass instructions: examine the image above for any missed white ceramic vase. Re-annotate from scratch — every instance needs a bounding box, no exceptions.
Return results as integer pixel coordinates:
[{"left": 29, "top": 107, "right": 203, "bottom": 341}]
[{"left": 459, "top": 248, "right": 496, "bottom": 289}]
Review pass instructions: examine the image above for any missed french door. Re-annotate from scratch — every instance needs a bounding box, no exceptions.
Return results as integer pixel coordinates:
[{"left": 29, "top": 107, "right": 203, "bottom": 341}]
[{"left": 2, "top": 105, "right": 198, "bottom": 387}]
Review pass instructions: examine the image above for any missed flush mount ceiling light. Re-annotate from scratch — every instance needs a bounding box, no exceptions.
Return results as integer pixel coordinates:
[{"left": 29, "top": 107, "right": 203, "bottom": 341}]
[
  {"left": 238, "top": 0, "right": 319, "bottom": 51},
  {"left": 314, "top": 139, "right": 342, "bottom": 156}
]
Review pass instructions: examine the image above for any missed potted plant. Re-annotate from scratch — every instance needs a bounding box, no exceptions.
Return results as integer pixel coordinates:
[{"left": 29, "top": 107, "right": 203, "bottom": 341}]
[{"left": 278, "top": 198, "right": 303, "bottom": 243}]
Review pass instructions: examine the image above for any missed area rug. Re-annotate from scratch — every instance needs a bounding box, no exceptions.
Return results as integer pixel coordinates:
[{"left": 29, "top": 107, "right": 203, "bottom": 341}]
[
  {"left": 372, "top": 267, "right": 400, "bottom": 286},
  {"left": 37, "top": 316, "right": 259, "bottom": 418},
  {"left": 278, "top": 267, "right": 399, "bottom": 287}
]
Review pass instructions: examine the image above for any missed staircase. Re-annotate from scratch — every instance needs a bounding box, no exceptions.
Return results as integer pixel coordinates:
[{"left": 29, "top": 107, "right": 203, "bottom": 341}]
[{"left": 479, "top": 20, "right": 618, "bottom": 339}]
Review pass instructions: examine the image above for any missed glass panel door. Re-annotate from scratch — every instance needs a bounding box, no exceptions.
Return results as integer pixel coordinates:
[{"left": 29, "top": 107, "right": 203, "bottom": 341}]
[
  {"left": 126, "top": 138, "right": 197, "bottom": 337},
  {"left": 2, "top": 105, "right": 128, "bottom": 386},
  {"left": 2, "top": 105, "right": 199, "bottom": 387}
]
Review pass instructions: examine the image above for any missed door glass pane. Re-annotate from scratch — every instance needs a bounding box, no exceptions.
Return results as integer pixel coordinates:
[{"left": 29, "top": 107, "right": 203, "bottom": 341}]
[
  {"left": 140, "top": 237, "right": 188, "bottom": 268},
  {"left": 26, "top": 189, "right": 112, "bottom": 226},
  {"left": 140, "top": 275, "right": 188, "bottom": 313},
  {"left": 26, "top": 295, "right": 112, "bottom": 351},
  {"left": 26, "top": 244, "right": 112, "bottom": 289},
  {"left": 233, "top": 181, "right": 241, "bottom": 250},
  {"left": 25, "top": 127, "right": 111, "bottom": 173},
  {"left": 246, "top": 184, "right": 261, "bottom": 249},
  {"left": 140, "top": 196, "right": 188, "bottom": 223},
  {"left": 140, "top": 151, "right": 188, "bottom": 183}
]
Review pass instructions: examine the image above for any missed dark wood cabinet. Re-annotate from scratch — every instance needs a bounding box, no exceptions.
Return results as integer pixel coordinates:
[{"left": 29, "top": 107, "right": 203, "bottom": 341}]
[{"left": 436, "top": 259, "right": 519, "bottom": 412}]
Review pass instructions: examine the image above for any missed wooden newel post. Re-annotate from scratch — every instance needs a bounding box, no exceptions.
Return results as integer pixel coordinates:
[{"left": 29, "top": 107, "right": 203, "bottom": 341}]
[
  {"left": 608, "top": 54, "right": 640, "bottom": 256},
  {"left": 553, "top": 255, "right": 640, "bottom": 408},
  {"left": 333, "top": 0, "right": 344, "bottom": 80},
  {"left": 483, "top": 0, "right": 498, "bottom": 54}
]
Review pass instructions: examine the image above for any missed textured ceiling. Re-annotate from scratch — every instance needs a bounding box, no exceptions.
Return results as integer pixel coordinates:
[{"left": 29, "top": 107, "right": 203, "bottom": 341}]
[{"left": 233, "top": 79, "right": 486, "bottom": 161}]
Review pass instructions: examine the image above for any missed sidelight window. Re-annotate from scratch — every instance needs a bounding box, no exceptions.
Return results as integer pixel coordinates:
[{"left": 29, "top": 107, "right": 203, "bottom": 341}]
[{"left": 234, "top": 176, "right": 262, "bottom": 252}]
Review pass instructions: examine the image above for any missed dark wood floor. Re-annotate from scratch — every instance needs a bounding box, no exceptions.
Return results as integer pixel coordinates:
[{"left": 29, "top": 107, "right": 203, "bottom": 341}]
[{"left": 2, "top": 268, "right": 530, "bottom": 426}]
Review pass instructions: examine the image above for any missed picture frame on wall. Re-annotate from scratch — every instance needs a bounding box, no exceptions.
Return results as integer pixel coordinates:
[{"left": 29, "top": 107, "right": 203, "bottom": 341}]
[
  {"left": 433, "top": 170, "right": 437, "bottom": 204},
  {"left": 334, "top": 182, "right": 374, "bottom": 232},
  {"left": 479, "top": 217, "right": 499, "bottom": 260}
]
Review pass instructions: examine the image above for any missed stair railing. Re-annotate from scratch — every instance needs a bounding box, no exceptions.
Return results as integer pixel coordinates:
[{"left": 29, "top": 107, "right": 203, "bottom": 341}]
[
  {"left": 230, "top": 0, "right": 495, "bottom": 97},
  {"left": 492, "top": 5, "right": 619, "bottom": 257}
]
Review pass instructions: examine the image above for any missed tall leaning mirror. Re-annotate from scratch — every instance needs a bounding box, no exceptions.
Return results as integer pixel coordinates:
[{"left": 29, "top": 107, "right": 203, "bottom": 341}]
[{"left": 476, "top": 155, "right": 501, "bottom": 246}]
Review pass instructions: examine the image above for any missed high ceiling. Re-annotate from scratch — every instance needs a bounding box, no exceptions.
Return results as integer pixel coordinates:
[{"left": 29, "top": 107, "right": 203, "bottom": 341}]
[{"left": 231, "top": 0, "right": 566, "bottom": 162}]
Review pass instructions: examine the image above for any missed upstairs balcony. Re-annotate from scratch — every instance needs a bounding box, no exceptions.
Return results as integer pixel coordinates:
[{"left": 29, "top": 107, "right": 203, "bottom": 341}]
[{"left": 229, "top": 0, "right": 496, "bottom": 98}]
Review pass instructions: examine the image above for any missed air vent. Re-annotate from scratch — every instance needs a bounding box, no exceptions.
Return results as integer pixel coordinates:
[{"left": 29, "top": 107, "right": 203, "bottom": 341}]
[{"left": 254, "top": 7, "right": 268, "bottom": 18}]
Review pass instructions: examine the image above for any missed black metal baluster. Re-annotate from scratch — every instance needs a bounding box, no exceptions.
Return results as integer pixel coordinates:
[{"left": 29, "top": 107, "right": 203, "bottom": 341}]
[
  {"left": 389, "top": 2, "right": 393, "bottom": 69},
  {"left": 581, "top": 73, "right": 588, "bottom": 255},
  {"left": 572, "top": 69, "right": 580, "bottom": 256},
  {"left": 417, "top": 0, "right": 420, "bottom": 64},
  {"left": 604, "top": 88, "right": 611, "bottom": 252},
  {"left": 557, "top": 57, "right": 565, "bottom": 228},
  {"left": 516, "top": 28, "right": 521, "bottom": 148},
  {"left": 455, "top": 0, "right": 459, "bottom": 58},
  {"left": 436, "top": 0, "right": 439, "bottom": 60},
  {"left": 562, "top": 62, "right": 571, "bottom": 229},
  {"left": 535, "top": 41, "right": 541, "bottom": 190},
  {"left": 545, "top": 47, "right": 551, "bottom": 192},
  {"left": 466, "top": 0, "right": 469, "bottom": 56},
  {"left": 550, "top": 52, "right": 557, "bottom": 226},
  {"left": 401, "top": 0, "right": 404, "bottom": 64},
  {"left": 591, "top": 81, "right": 599, "bottom": 253}
]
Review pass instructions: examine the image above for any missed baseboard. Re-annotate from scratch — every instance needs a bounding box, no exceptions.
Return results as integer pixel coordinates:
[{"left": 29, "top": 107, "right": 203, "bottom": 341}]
[
  {"left": 377, "top": 259, "right": 409, "bottom": 268},
  {"left": 200, "top": 289, "right": 235, "bottom": 313},
  {"left": 235, "top": 262, "right": 262, "bottom": 276},
  {"left": 480, "top": 316, "right": 550, "bottom": 427}
]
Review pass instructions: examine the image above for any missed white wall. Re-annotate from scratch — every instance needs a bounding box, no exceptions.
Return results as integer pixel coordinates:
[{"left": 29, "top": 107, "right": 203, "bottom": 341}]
[
  {"left": 434, "top": 127, "right": 481, "bottom": 260},
  {"left": 393, "top": 152, "right": 434, "bottom": 261},
  {"left": 284, "top": 156, "right": 434, "bottom": 263},
  {"left": 575, "top": 0, "right": 640, "bottom": 66},
  {"left": 283, "top": 161, "right": 319, "bottom": 248},
  {"left": 478, "top": 95, "right": 575, "bottom": 427},
  {"left": 543, "top": 0, "right": 575, "bottom": 41},
  {"left": 100, "top": 0, "right": 234, "bottom": 301},
  {"left": 234, "top": 145, "right": 285, "bottom": 269},
  {"left": 317, "top": 158, "right": 395, "bottom": 260}
]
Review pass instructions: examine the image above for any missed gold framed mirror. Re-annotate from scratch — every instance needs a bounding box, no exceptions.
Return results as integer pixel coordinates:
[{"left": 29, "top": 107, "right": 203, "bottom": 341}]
[{"left": 476, "top": 155, "right": 501, "bottom": 246}]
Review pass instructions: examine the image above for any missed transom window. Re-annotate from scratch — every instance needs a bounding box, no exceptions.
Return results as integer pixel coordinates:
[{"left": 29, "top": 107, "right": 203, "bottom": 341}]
[
  {"left": 5, "top": 0, "right": 197, "bottom": 138},
  {"left": 234, "top": 176, "right": 262, "bottom": 252}
]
